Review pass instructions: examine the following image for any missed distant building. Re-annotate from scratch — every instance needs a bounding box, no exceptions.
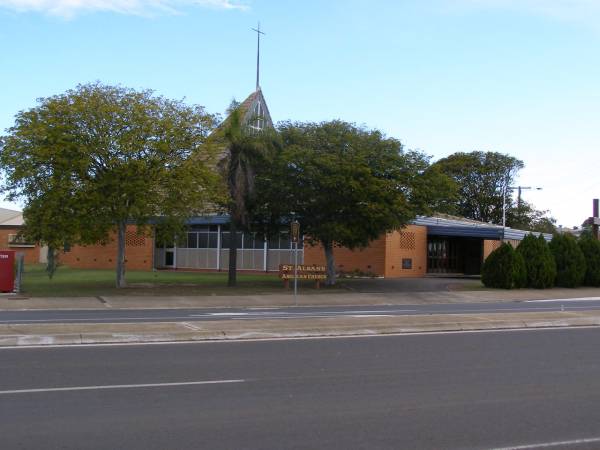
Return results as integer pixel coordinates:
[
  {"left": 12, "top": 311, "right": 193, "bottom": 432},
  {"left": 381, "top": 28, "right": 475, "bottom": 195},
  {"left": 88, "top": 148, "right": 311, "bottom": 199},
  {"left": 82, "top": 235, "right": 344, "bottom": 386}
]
[{"left": 0, "top": 208, "right": 45, "bottom": 264}]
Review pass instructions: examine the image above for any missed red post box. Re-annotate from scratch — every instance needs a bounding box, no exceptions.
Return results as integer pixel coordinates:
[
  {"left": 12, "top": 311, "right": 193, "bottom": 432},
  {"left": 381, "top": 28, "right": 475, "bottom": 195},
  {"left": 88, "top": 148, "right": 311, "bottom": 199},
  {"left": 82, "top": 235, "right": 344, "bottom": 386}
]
[{"left": 0, "top": 250, "right": 15, "bottom": 293}]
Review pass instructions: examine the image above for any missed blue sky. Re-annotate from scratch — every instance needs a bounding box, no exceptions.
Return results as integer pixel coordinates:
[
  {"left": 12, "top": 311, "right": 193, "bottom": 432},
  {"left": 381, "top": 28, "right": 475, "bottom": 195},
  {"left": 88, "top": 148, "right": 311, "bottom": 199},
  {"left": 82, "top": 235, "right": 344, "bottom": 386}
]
[{"left": 1, "top": 0, "right": 599, "bottom": 227}]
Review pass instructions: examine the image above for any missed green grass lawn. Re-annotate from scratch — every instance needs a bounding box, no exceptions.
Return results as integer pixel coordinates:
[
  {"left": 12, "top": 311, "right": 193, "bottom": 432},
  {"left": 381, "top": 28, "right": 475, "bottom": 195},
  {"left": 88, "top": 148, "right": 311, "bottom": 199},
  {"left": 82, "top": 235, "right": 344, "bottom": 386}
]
[{"left": 20, "top": 264, "right": 340, "bottom": 297}]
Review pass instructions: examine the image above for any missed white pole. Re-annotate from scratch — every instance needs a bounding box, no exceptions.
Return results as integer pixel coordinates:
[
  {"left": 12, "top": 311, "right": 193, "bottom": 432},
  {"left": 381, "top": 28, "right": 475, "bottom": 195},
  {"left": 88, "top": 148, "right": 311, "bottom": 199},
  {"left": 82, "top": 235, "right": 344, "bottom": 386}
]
[{"left": 294, "top": 241, "right": 298, "bottom": 306}]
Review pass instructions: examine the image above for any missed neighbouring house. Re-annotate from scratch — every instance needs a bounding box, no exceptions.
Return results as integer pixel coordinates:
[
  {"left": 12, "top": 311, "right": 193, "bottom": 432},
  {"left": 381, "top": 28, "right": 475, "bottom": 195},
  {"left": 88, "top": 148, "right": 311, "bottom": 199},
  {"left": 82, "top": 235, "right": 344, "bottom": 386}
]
[{"left": 0, "top": 207, "right": 45, "bottom": 264}]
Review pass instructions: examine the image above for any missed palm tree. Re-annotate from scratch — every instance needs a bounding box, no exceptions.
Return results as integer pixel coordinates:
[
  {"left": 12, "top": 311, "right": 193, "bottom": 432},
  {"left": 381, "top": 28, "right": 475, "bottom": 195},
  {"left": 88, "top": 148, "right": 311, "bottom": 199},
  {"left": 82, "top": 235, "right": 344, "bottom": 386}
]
[{"left": 222, "top": 106, "right": 269, "bottom": 287}]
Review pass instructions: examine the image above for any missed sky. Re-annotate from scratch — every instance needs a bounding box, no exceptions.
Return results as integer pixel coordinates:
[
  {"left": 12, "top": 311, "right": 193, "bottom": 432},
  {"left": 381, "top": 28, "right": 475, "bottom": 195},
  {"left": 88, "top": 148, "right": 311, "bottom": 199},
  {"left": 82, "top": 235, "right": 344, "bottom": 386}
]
[{"left": 0, "top": 0, "right": 599, "bottom": 227}]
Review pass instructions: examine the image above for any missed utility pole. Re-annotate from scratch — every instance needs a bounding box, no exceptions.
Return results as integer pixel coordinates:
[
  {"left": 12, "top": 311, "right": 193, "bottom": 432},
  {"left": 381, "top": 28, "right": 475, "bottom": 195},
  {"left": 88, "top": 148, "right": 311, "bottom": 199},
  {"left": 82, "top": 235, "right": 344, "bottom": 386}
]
[{"left": 593, "top": 199, "right": 599, "bottom": 240}]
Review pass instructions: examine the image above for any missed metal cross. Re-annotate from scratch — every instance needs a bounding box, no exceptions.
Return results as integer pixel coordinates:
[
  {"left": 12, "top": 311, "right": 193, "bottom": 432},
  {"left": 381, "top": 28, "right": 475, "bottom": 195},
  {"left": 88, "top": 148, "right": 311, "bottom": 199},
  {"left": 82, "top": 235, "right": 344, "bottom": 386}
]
[{"left": 251, "top": 22, "right": 265, "bottom": 91}]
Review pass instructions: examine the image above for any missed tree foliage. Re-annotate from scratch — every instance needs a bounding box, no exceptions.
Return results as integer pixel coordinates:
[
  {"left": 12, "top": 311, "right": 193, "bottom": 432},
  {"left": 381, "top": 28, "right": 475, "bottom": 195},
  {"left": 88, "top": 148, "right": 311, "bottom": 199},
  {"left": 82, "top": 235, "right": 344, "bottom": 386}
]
[
  {"left": 481, "top": 243, "right": 526, "bottom": 289},
  {"left": 549, "top": 234, "right": 586, "bottom": 288},
  {"left": 252, "top": 120, "right": 452, "bottom": 285},
  {"left": 218, "top": 104, "right": 275, "bottom": 287},
  {"left": 516, "top": 234, "right": 556, "bottom": 289},
  {"left": 434, "top": 151, "right": 523, "bottom": 223},
  {"left": 0, "top": 83, "right": 218, "bottom": 286},
  {"left": 578, "top": 236, "right": 600, "bottom": 287},
  {"left": 433, "top": 151, "right": 556, "bottom": 231}
]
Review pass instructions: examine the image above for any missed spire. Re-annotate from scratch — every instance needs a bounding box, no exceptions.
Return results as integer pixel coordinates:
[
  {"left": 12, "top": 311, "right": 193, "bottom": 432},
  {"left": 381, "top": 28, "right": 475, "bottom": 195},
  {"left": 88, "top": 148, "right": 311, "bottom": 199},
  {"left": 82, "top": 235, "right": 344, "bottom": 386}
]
[{"left": 251, "top": 22, "right": 265, "bottom": 91}]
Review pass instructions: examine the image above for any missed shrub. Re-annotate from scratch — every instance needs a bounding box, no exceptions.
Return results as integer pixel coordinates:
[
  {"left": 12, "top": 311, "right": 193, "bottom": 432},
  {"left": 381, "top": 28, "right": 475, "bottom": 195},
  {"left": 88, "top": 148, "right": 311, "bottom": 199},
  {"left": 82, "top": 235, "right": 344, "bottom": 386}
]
[
  {"left": 482, "top": 243, "right": 526, "bottom": 289},
  {"left": 549, "top": 234, "right": 586, "bottom": 288},
  {"left": 578, "top": 237, "right": 600, "bottom": 287},
  {"left": 516, "top": 234, "right": 556, "bottom": 289}
]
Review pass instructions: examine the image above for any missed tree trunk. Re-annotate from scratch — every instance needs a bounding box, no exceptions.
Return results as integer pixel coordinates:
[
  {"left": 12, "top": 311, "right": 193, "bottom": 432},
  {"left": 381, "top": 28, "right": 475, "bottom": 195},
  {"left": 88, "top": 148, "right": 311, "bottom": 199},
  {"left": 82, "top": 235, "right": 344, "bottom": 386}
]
[
  {"left": 45, "top": 245, "right": 58, "bottom": 279},
  {"left": 323, "top": 241, "right": 336, "bottom": 286},
  {"left": 228, "top": 221, "right": 237, "bottom": 287},
  {"left": 116, "top": 221, "right": 127, "bottom": 288}
]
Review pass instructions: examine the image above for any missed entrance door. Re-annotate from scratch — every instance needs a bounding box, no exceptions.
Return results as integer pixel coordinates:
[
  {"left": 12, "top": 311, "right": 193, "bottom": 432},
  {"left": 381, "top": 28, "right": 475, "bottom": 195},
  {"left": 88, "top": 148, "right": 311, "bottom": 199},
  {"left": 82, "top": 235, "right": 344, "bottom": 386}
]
[{"left": 164, "top": 249, "right": 175, "bottom": 268}]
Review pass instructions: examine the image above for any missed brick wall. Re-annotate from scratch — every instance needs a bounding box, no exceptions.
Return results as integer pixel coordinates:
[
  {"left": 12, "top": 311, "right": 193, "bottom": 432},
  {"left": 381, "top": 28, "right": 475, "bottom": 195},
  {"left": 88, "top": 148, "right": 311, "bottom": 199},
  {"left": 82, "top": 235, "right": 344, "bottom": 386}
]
[
  {"left": 60, "top": 225, "right": 154, "bottom": 271},
  {"left": 304, "top": 236, "right": 387, "bottom": 276},
  {"left": 0, "top": 227, "right": 41, "bottom": 264},
  {"left": 303, "top": 225, "right": 428, "bottom": 278},
  {"left": 384, "top": 225, "right": 428, "bottom": 277},
  {"left": 483, "top": 239, "right": 521, "bottom": 260}
]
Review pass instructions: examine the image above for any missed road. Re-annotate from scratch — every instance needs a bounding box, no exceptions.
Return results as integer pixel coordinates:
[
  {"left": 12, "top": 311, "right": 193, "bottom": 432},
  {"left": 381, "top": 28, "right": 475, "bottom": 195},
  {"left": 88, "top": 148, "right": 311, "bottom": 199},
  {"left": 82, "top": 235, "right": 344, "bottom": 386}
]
[
  {"left": 1, "top": 297, "right": 600, "bottom": 324},
  {"left": 2, "top": 328, "right": 600, "bottom": 449}
]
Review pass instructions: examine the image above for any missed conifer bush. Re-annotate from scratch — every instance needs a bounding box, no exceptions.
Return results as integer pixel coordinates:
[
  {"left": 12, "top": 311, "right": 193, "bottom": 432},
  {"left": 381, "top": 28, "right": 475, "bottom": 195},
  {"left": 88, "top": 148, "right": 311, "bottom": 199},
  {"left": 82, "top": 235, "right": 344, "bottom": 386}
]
[
  {"left": 516, "top": 234, "right": 556, "bottom": 289},
  {"left": 482, "top": 243, "right": 526, "bottom": 289},
  {"left": 549, "top": 234, "right": 586, "bottom": 288},
  {"left": 578, "top": 236, "right": 600, "bottom": 287}
]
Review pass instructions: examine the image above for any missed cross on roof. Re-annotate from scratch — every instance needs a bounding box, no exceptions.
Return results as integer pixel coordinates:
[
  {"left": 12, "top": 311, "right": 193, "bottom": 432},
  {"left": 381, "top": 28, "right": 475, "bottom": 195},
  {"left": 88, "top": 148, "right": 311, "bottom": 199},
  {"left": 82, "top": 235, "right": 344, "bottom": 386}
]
[{"left": 251, "top": 22, "right": 265, "bottom": 91}]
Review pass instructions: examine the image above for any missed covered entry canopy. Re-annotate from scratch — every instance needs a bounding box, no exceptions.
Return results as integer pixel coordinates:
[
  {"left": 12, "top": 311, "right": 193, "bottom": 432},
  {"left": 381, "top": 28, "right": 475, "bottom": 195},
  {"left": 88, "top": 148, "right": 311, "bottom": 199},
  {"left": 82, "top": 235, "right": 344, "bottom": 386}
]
[
  {"left": 412, "top": 215, "right": 552, "bottom": 241},
  {"left": 412, "top": 215, "right": 552, "bottom": 275}
]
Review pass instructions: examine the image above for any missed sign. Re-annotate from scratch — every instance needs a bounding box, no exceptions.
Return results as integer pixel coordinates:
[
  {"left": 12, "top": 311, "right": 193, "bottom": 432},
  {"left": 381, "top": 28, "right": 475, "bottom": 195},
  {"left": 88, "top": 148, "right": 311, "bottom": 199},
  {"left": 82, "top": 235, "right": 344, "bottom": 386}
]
[
  {"left": 291, "top": 220, "right": 300, "bottom": 243},
  {"left": 279, "top": 264, "right": 327, "bottom": 280}
]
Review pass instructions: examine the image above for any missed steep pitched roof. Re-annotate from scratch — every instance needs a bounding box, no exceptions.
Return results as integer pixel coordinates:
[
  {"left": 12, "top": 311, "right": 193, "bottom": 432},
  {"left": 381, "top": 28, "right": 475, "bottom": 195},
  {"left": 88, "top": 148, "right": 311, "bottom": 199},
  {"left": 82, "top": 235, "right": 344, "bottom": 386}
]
[{"left": 0, "top": 208, "right": 23, "bottom": 226}]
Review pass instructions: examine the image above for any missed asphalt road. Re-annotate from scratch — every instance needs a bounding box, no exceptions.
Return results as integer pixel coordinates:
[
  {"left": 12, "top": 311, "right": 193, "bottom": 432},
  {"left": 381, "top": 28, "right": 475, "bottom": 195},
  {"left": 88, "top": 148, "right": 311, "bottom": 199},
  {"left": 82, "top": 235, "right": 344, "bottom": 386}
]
[
  {"left": 1, "top": 297, "right": 600, "bottom": 324},
  {"left": 3, "top": 328, "right": 600, "bottom": 449}
]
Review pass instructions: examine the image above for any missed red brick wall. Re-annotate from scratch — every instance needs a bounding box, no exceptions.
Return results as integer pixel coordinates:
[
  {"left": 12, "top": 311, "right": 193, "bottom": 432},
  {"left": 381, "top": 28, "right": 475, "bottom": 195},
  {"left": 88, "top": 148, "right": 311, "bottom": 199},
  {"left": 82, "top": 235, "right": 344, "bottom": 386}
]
[
  {"left": 0, "top": 227, "right": 41, "bottom": 264},
  {"left": 60, "top": 225, "right": 154, "bottom": 271},
  {"left": 483, "top": 239, "right": 520, "bottom": 260},
  {"left": 384, "top": 225, "right": 428, "bottom": 278},
  {"left": 303, "top": 236, "right": 387, "bottom": 276},
  {"left": 303, "top": 225, "right": 429, "bottom": 278}
]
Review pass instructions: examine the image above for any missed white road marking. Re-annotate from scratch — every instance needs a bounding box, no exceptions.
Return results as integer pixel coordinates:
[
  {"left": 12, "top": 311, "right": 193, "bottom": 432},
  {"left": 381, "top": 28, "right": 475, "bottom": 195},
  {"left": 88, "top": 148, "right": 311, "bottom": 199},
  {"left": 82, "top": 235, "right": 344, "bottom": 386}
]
[
  {"left": 181, "top": 322, "right": 202, "bottom": 331},
  {"left": 204, "top": 313, "right": 250, "bottom": 316},
  {"left": 525, "top": 297, "right": 600, "bottom": 303},
  {"left": 350, "top": 315, "right": 394, "bottom": 318},
  {"left": 345, "top": 310, "right": 417, "bottom": 313},
  {"left": 0, "top": 379, "right": 245, "bottom": 395},
  {"left": 0, "top": 316, "right": 196, "bottom": 324},
  {"left": 490, "top": 436, "right": 600, "bottom": 449}
]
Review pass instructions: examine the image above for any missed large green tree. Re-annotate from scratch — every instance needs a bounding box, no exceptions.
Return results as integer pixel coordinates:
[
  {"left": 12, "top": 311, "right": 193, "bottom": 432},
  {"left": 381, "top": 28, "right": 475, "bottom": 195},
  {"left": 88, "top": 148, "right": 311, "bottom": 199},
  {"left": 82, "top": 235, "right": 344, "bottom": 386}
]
[
  {"left": 0, "top": 83, "right": 218, "bottom": 287},
  {"left": 434, "top": 151, "right": 523, "bottom": 224},
  {"left": 252, "top": 120, "right": 452, "bottom": 285}
]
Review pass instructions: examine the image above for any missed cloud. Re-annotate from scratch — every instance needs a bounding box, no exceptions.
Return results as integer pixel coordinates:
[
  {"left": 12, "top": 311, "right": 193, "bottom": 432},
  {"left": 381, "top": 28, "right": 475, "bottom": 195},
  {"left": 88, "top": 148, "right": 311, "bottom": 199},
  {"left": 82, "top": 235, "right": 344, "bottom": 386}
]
[
  {"left": 451, "top": 0, "right": 600, "bottom": 23},
  {"left": 0, "top": 0, "right": 248, "bottom": 18}
]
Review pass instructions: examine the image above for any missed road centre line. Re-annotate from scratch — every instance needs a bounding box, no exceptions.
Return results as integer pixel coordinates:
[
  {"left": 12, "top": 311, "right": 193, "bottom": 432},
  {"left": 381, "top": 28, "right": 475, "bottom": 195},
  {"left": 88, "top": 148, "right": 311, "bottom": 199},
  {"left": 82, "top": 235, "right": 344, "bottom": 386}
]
[
  {"left": 0, "top": 379, "right": 245, "bottom": 395},
  {"left": 3, "top": 306, "right": 600, "bottom": 324},
  {"left": 490, "top": 436, "right": 600, "bottom": 449},
  {"left": 0, "top": 316, "right": 198, "bottom": 324}
]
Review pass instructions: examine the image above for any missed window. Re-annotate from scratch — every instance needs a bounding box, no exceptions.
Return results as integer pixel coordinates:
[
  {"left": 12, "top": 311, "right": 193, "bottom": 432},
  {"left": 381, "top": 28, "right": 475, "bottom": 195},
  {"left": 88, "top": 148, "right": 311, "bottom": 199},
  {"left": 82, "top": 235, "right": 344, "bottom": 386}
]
[{"left": 187, "top": 233, "right": 198, "bottom": 249}]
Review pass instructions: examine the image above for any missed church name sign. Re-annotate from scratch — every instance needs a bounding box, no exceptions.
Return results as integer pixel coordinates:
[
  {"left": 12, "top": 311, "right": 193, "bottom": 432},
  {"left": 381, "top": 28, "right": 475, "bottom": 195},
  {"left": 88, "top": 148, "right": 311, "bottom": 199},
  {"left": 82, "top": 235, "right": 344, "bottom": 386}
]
[{"left": 279, "top": 264, "right": 327, "bottom": 281}]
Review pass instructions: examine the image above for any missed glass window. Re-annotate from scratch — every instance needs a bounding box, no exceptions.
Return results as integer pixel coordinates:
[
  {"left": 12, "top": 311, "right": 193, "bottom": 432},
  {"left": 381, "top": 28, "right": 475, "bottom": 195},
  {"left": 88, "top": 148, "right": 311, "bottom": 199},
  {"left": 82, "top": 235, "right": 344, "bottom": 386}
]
[
  {"left": 187, "top": 233, "right": 197, "bottom": 249},
  {"left": 254, "top": 234, "right": 265, "bottom": 249},
  {"left": 198, "top": 233, "right": 209, "bottom": 249},
  {"left": 221, "top": 232, "right": 230, "bottom": 249},
  {"left": 279, "top": 232, "right": 290, "bottom": 250},
  {"left": 209, "top": 233, "right": 219, "bottom": 249}
]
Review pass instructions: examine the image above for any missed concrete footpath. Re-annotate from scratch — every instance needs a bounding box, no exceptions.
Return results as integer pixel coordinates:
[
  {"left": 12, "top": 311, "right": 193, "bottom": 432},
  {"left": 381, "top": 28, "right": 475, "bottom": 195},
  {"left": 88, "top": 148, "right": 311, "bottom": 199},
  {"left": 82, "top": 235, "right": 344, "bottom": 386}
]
[
  {"left": 3, "top": 287, "right": 600, "bottom": 310},
  {"left": 2, "top": 288, "right": 600, "bottom": 346}
]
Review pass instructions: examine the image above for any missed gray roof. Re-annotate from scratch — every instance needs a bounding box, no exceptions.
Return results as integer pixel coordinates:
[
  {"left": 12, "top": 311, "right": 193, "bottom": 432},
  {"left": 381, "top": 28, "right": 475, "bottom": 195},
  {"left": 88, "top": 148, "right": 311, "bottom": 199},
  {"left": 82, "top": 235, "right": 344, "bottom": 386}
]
[
  {"left": 412, "top": 215, "right": 552, "bottom": 241},
  {"left": 0, "top": 208, "right": 23, "bottom": 226}
]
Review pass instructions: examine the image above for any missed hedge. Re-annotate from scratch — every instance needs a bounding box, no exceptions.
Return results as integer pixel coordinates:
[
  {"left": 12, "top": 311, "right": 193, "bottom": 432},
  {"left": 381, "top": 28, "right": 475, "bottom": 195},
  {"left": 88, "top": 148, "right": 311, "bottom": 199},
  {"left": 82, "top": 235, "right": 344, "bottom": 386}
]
[
  {"left": 482, "top": 243, "right": 527, "bottom": 289},
  {"left": 516, "top": 234, "right": 556, "bottom": 289}
]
